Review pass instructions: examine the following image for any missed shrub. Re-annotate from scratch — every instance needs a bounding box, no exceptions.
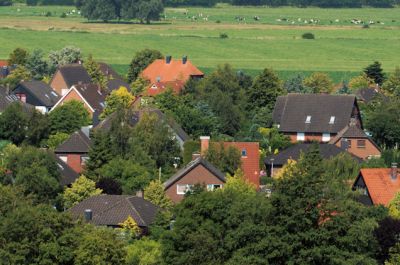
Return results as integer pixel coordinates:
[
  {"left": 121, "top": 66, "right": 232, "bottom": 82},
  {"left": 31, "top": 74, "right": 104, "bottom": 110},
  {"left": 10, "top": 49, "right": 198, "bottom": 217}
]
[
  {"left": 215, "top": 20, "right": 221, "bottom": 23},
  {"left": 219, "top": 33, "right": 228, "bottom": 39},
  {"left": 362, "top": 24, "right": 370, "bottom": 29},
  {"left": 60, "top": 12, "right": 67, "bottom": 18},
  {"left": 302, "top": 32, "right": 315, "bottom": 39},
  {"left": 45, "top": 11, "right": 52, "bottom": 17}
]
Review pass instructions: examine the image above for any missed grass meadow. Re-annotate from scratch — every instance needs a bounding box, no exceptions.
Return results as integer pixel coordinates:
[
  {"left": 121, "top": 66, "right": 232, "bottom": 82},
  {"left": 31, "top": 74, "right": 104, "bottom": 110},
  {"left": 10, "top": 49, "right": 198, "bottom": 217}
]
[{"left": 0, "top": 4, "right": 399, "bottom": 82}]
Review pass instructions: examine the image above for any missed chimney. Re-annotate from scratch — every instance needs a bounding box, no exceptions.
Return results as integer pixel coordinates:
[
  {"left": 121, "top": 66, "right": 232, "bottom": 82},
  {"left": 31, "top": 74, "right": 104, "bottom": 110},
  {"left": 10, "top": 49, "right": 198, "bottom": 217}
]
[
  {"left": 166, "top": 56, "right": 172, "bottom": 64},
  {"left": 182, "top": 56, "right": 188, "bottom": 64},
  {"left": 200, "top": 136, "right": 210, "bottom": 155},
  {"left": 136, "top": 190, "right": 144, "bottom": 198},
  {"left": 192, "top": 152, "right": 201, "bottom": 161},
  {"left": 391, "top": 163, "right": 398, "bottom": 181},
  {"left": 84, "top": 209, "right": 92, "bottom": 221}
]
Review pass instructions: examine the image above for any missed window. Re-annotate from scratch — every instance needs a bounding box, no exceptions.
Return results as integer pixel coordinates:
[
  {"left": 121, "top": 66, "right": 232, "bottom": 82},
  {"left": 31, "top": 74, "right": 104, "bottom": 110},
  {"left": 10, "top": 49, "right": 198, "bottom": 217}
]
[
  {"left": 322, "top": 133, "right": 330, "bottom": 142},
  {"left": 305, "top": 115, "right": 311, "bottom": 124},
  {"left": 329, "top": 116, "right": 335, "bottom": 124},
  {"left": 207, "top": 184, "right": 222, "bottom": 191},
  {"left": 348, "top": 140, "right": 352, "bottom": 148},
  {"left": 177, "top": 184, "right": 193, "bottom": 195},
  {"left": 241, "top": 149, "right": 247, "bottom": 157},
  {"left": 59, "top": 156, "right": 67, "bottom": 163},
  {"left": 357, "top": 140, "right": 366, "bottom": 149},
  {"left": 297, "top": 132, "right": 305, "bottom": 141}
]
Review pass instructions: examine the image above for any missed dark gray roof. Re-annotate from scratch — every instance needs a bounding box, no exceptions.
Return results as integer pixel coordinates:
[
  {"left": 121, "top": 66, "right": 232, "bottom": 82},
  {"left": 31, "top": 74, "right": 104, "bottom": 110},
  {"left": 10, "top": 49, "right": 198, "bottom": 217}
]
[
  {"left": 106, "top": 79, "right": 131, "bottom": 93},
  {"left": 57, "top": 64, "right": 91, "bottom": 88},
  {"left": 273, "top": 94, "right": 357, "bottom": 133},
  {"left": 0, "top": 87, "right": 34, "bottom": 113},
  {"left": 98, "top": 63, "right": 122, "bottom": 80},
  {"left": 17, "top": 81, "right": 60, "bottom": 107},
  {"left": 355, "top": 88, "right": 379, "bottom": 103},
  {"left": 53, "top": 154, "right": 79, "bottom": 186},
  {"left": 68, "top": 195, "right": 159, "bottom": 227},
  {"left": 329, "top": 123, "right": 381, "bottom": 151},
  {"left": 55, "top": 129, "right": 91, "bottom": 154},
  {"left": 264, "top": 143, "right": 362, "bottom": 166},
  {"left": 95, "top": 107, "right": 190, "bottom": 142},
  {"left": 74, "top": 84, "right": 106, "bottom": 113},
  {"left": 164, "top": 157, "right": 225, "bottom": 189}
]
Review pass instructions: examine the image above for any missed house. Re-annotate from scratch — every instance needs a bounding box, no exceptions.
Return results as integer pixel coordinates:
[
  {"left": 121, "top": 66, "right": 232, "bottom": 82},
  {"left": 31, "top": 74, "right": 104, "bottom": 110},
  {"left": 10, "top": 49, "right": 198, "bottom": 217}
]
[
  {"left": 54, "top": 127, "right": 91, "bottom": 174},
  {"left": 164, "top": 157, "right": 225, "bottom": 203},
  {"left": 50, "top": 64, "right": 91, "bottom": 96},
  {"left": 141, "top": 56, "right": 204, "bottom": 96},
  {"left": 51, "top": 83, "right": 106, "bottom": 119},
  {"left": 273, "top": 94, "right": 362, "bottom": 143},
  {"left": 98, "top": 62, "right": 131, "bottom": 93},
  {"left": 199, "top": 136, "right": 260, "bottom": 188},
  {"left": 353, "top": 164, "right": 400, "bottom": 206},
  {"left": 13, "top": 81, "right": 60, "bottom": 113},
  {"left": 53, "top": 154, "right": 79, "bottom": 186},
  {"left": 68, "top": 194, "right": 159, "bottom": 233},
  {"left": 0, "top": 60, "right": 10, "bottom": 79},
  {"left": 265, "top": 143, "right": 362, "bottom": 177},
  {"left": 94, "top": 107, "right": 190, "bottom": 148},
  {"left": 355, "top": 87, "right": 384, "bottom": 104},
  {"left": 329, "top": 121, "right": 381, "bottom": 159},
  {"left": 0, "top": 87, "right": 33, "bottom": 113}
]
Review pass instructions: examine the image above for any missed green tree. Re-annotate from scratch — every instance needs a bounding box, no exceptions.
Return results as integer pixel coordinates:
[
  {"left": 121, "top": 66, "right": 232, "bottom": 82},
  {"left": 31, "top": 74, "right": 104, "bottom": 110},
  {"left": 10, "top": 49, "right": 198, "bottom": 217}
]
[
  {"left": 85, "top": 129, "right": 113, "bottom": 176},
  {"left": 364, "top": 61, "right": 385, "bottom": 86},
  {"left": 48, "top": 46, "right": 82, "bottom": 71},
  {"left": 127, "top": 49, "right": 163, "bottom": 83},
  {"left": 3, "top": 65, "right": 32, "bottom": 89},
  {"left": 8, "top": 47, "right": 29, "bottom": 65},
  {"left": 303, "top": 72, "right": 333, "bottom": 93},
  {"left": 382, "top": 67, "right": 400, "bottom": 96},
  {"left": 284, "top": 74, "right": 312, "bottom": 94},
  {"left": 46, "top": 132, "right": 70, "bottom": 149},
  {"left": 84, "top": 54, "right": 107, "bottom": 89},
  {"left": 0, "top": 103, "right": 28, "bottom": 145},
  {"left": 25, "top": 110, "right": 50, "bottom": 146},
  {"left": 136, "top": 0, "right": 164, "bottom": 24},
  {"left": 224, "top": 169, "right": 256, "bottom": 194},
  {"left": 125, "top": 238, "right": 162, "bottom": 265},
  {"left": 25, "top": 49, "right": 49, "bottom": 80},
  {"left": 49, "top": 100, "right": 91, "bottom": 134},
  {"left": 102, "top": 86, "right": 135, "bottom": 118},
  {"left": 144, "top": 179, "right": 173, "bottom": 209},
  {"left": 81, "top": 0, "right": 119, "bottom": 22},
  {"left": 131, "top": 76, "right": 149, "bottom": 96},
  {"left": 248, "top": 68, "right": 284, "bottom": 111},
  {"left": 349, "top": 73, "right": 373, "bottom": 90},
  {"left": 63, "top": 175, "right": 102, "bottom": 209},
  {"left": 205, "top": 143, "right": 242, "bottom": 175}
]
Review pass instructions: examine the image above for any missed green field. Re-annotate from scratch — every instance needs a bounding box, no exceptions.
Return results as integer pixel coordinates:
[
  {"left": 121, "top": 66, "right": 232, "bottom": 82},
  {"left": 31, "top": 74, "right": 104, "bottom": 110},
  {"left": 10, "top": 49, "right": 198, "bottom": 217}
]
[{"left": 0, "top": 4, "right": 399, "bottom": 82}]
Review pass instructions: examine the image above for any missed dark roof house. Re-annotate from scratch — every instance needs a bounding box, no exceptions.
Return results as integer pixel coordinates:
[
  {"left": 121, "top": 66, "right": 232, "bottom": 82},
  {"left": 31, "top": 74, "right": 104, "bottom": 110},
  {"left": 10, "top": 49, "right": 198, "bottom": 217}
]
[
  {"left": 68, "top": 195, "right": 159, "bottom": 230},
  {"left": 13, "top": 81, "right": 60, "bottom": 113},
  {"left": 0, "top": 87, "right": 33, "bottom": 113},
  {"left": 50, "top": 64, "right": 91, "bottom": 96},
  {"left": 355, "top": 88, "right": 386, "bottom": 104},
  {"left": 53, "top": 154, "right": 79, "bottom": 186}
]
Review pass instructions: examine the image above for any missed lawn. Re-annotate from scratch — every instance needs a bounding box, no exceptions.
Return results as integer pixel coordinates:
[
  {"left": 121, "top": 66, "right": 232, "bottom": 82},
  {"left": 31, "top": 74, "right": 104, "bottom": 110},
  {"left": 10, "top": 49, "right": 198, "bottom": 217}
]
[{"left": 0, "top": 4, "right": 399, "bottom": 82}]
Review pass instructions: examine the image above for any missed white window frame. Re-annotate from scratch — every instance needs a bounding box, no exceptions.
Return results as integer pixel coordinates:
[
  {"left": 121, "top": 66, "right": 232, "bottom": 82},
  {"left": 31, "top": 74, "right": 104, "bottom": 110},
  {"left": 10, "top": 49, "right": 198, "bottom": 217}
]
[
  {"left": 322, "top": 133, "right": 331, "bottom": 142},
  {"left": 329, "top": 116, "right": 335, "bottom": 124},
  {"left": 207, "top": 184, "right": 223, "bottom": 191},
  {"left": 59, "top": 156, "right": 68, "bottom": 163},
  {"left": 177, "top": 184, "right": 193, "bottom": 195},
  {"left": 305, "top": 115, "right": 312, "bottom": 124},
  {"left": 297, "top": 132, "right": 305, "bottom": 141}
]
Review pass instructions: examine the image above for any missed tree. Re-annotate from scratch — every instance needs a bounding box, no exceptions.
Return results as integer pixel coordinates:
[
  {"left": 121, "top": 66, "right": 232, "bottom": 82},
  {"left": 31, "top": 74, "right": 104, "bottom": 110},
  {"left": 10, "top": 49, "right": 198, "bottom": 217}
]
[
  {"left": 247, "top": 68, "right": 284, "bottom": 112},
  {"left": 102, "top": 86, "right": 135, "bottom": 118},
  {"left": 349, "top": 74, "right": 373, "bottom": 90},
  {"left": 144, "top": 179, "right": 173, "bottom": 209},
  {"left": 49, "top": 100, "right": 91, "bottom": 134},
  {"left": 284, "top": 74, "right": 312, "bottom": 94},
  {"left": 3, "top": 65, "right": 32, "bottom": 89},
  {"left": 46, "top": 132, "right": 70, "bottom": 149},
  {"left": 136, "top": 0, "right": 164, "bottom": 24},
  {"left": 382, "top": 67, "right": 400, "bottom": 96},
  {"left": 131, "top": 76, "right": 149, "bottom": 96},
  {"left": 274, "top": 159, "right": 298, "bottom": 179},
  {"left": 0, "top": 103, "right": 28, "bottom": 145},
  {"left": 25, "top": 49, "right": 49, "bottom": 80},
  {"left": 84, "top": 54, "right": 107, "bottom": 89},
  {"left": 364, "top": 61, "right": 385, "bottom": 86},
  {"left": 8, "top": 48, "right": 29, "bottom": 66},
  {"left": 204, "top": 143, "right": 242, "bottom": 175},
  {"left": 80, "top": 0, "right": 119, "bottom": 22},
  {"left": 25, "top": 110, "right": 50, "bottom": 147},
  {"left": 374, "top": 217, "right": 400, "bottom": 263},
  {"left": 85, "top": 129, "right": 113, "bottom": 176},
  {"left": 224, "top": 169, "right": 256, "bottom": 194},
  {"left": 119, "top": 215, "right": 141, "bottom": 240},
  {"left": 303, "top": 72, "right": 333, "bottom": 93},
  {"left": 48, "top": 46, "right": 82, "bottom": 71},
  {"left": 96, "top": 177, "right": 122, "bottom": 195},
  {"left": 63, "top": 175, "right": 102, "bottom": 209},
  {"left": 125, "top": 238, "right": 162, "bottom": 265},
  {"left": 127, "top": 49, "right": 163, "bottom": 83}
]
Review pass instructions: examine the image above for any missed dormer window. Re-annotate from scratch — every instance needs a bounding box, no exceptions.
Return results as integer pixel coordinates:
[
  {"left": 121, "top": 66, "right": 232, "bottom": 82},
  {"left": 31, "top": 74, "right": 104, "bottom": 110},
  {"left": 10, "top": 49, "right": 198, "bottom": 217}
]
[
  {"left": 241, "top": 149, "right": 247, "bottom": 157},
  {"left": 305, "top": 115, "right": 311, "bottom": 124},
  {"left": 329, "top": 116, "right": 335, "bottom": 124}
]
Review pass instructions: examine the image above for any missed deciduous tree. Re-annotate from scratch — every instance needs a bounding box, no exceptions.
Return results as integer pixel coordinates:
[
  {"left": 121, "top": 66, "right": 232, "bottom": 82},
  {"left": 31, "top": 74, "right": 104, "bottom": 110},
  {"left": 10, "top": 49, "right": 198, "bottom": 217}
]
[
  {"left": 127, "top": 49, "right": 163, "bottom": 83},
  {"left": 303, "top": 72, "right": 333, "bottom": 93},
  {"left": 144, "top": 179, "right": 173, "bottom": 209},
  {"left": 49, "top": 100, "right": 91, "bottom": 134},
  {"left": 63, "top": 175, "right": 102, "bottom": 209},
  {"left": 8, "top": 48, "right": 29, "bottom": 66}
]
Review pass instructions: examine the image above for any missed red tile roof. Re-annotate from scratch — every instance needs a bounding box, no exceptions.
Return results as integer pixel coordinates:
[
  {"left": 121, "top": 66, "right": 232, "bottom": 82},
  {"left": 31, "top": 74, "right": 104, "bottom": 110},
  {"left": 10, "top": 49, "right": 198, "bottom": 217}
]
[
  {"left": 141, "top": 58, "right": 204, "bottom": 84},
  {"left": 359, "top": 168, "right": 400, "bottom": 206},
  {"left": 145, "top": 80, "right": 185, "bottom": 96},
  {"left": 0, "top": 60, "right": 8, "bottom": 67},
  {"left": 224, "top": 142, "right": 260, "bottom": 188}
]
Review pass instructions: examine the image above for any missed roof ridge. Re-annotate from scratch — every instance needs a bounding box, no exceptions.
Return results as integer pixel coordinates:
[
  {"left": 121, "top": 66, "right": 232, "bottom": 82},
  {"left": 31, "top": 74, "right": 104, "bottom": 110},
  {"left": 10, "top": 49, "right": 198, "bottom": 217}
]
[{"left": 126, "top": 196, "right": 146, "bottom": 225}]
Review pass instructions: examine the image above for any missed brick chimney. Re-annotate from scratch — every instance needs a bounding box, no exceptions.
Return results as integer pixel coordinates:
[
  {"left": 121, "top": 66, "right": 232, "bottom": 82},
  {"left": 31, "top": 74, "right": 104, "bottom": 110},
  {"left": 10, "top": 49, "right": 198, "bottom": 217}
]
[
  {"left": 391, "top": 163, "right": 398, "bottom": 181},
  {"left": 200, "top": 136, "right": 210, "bottom": 155}
]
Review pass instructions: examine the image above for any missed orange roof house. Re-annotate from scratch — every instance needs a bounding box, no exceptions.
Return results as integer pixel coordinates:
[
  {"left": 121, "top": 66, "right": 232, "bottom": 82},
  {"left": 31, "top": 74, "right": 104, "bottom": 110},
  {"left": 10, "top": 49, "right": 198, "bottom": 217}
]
[
  {"left": 199, "top": 136, "right": 260, "bottom": 188},
  {"left": 141, "top": 56, "right": 204, "bottom": 96},
  {"left": 353, "top": 165, "right": 400, "bottom": 206}
]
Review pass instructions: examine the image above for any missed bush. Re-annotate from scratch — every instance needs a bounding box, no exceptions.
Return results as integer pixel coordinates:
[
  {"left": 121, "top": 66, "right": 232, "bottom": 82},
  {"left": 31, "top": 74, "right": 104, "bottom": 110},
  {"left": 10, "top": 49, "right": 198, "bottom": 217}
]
[
  {"left": 302, "top": 32, "right": 315, "bottom": 39},
  {"left": 215, "top": 20, "right": 221, "bottom": 23},
  {"left": 362, "top": 24, "right": 370, "bottom": 29},
  {"left": 60, "top": 12, "right": 67, "bottom": 18},
  {"left": 45, "top": 11, "right": 52, "bottom": 17},
  {"left": 219, "top": 33, "right": 228, "bottom": 39}
]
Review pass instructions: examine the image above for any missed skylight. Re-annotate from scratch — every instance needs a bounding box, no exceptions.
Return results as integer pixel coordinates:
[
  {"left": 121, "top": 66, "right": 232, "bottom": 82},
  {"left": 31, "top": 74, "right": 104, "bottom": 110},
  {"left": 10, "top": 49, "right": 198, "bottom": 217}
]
[
  {"left": 305, "top": 115, "right": 311, "bottom": 124},
  {"left": 329, "top": 116, "right": 335, "bottom": 124}
]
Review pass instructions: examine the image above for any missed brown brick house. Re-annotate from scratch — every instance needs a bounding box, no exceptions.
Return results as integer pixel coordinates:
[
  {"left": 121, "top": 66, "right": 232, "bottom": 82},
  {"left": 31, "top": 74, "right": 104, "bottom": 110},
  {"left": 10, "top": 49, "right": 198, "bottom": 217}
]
[
  {"left": 164, "top": 157, "right": 225, "bottom": 203},
  {"left": 329, "top": 122, "right": 381, "bottom": 159},
  {"left": 50, "top": 64, "right": 91, "bottom": 96},
  {"left": 273, "top": 94, "right": 362, "bottom": 143},
  {"left": 54, "top": 127, "right": 91, "bottom": 174}
]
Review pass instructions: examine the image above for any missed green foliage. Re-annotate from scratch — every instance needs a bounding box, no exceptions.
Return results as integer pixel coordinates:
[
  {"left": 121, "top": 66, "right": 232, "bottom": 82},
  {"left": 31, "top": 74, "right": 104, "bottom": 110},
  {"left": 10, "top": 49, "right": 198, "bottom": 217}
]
[
  {"left": 257, "top": 127, "right": 291, "bottom": 154},
  {"left": 48, "top": 46, "right": 82, "bottom": 71},
  {"left": 323, "top": 152, "right": 361, "bottom": 182},
  {"left": 131, "top": 76, "right": 150, "bottom": 96},
  {"left": 63, "top": 175, "right": 102, "bottom": 209},
  {"left": 8, "top": 47, "right": 29, "bottom": 65},
  {"left": 49, "top": 100, "right": 91, "bottom": 134},
  {"left": 182, "top": 140, "right": 200, "bottom": 165},
  {"left": 303, "top": 72, "right": 334, "bottom": 93},
  {"left": 84, "top": 54, "right": 107, "bottom": 88},
  {"left": 219, "top": 32, "right": 228, "bottom": 38},
  {"left": 284, "top": 74, "right": 312, "bottom": 94},
  {"left": 118, "top": 215, "right": 141, "bottom": 240},
  {"left": 102, "top": 86, "right": 135, "bottom": 118},
  {"left": 302, "top": 32, "right": 315, "bottom": 39},
  {"left": 26, "top": 110, "right": 50, "bottom": 146},
  {"left": 382, "top": 67, "right": 400, "bottom": 96},
  {"left": 349, "top": 73, "right": 373, "bottom": 90},
  {"left": 224, "top": 169, "right": 256, "bottom": 194},
  {"left": 364, "top": 61, "right": 385, "bottom": 86},
  {"left": 46, "top": 132, "right": 70, "bottom": 149},
  {"left": 127, "top": 49, "right": 163, "bottom": 83},
  {"left": 136, "top": 0, "right": 164, "bottom": 24},
  {"left": 0, "top": 103, "right": 29, "bottom": 145},
  {"left": 362, "top": 157, "right": 387, "bottom": 168},
  {"left": 25, "top": 49, "right": 49, "bottom": 80},
  {"left": 144, "top": 179, "right": 173, "bottom": 209},
  {"left": 2, "top": 65, "right": 32, "bottom": 89},
  {"left": 126, "top": 238, "right": 162, "bottom": 265},
  {"left": 204, "top": 142, "right": 242, "bottom": 175}
]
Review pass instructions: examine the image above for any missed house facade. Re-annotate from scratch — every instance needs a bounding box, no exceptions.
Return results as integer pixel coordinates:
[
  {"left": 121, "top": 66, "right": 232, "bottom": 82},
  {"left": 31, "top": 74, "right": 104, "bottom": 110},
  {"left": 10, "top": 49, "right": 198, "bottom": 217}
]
[
  {"left": 164, "top": 157, "right": 225, "bottom": 203},
  {"left": 50, "top": 64, "right": 91, "bottom": 96},
  {"left": 273, "top": 94, "right": 362, "bottom": 143}
]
